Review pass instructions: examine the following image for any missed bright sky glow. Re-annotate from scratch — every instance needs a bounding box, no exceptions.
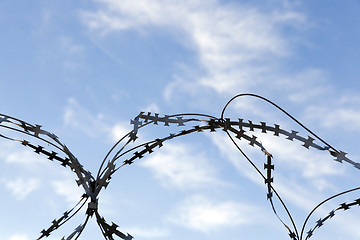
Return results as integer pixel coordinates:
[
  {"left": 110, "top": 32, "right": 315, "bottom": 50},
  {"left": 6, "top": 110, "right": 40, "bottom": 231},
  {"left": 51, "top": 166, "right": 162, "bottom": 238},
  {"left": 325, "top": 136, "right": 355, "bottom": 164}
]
[{"left": 1, "top": 1, "right": 360, "bottom": 240}]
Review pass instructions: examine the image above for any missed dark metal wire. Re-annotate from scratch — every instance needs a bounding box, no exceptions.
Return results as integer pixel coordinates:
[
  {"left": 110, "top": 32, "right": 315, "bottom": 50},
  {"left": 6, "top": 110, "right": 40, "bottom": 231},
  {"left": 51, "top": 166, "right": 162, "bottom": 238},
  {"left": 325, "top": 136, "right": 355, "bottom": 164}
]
[{"left": 0, "top": 94, "right": 358, "bottom": 239}]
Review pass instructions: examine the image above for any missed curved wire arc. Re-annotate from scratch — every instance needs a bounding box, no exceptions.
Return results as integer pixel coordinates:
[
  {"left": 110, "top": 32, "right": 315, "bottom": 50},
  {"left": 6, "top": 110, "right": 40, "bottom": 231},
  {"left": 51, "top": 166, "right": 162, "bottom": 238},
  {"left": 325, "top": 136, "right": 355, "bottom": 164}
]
[
  {"left": 1, "top": 94, "right": 359, "bottom": 240},
  {"left": 221, "top": 93, "right": 339, "bottom": 154},
  {"left": 300, "top": 186, "right": 360, "bottom": 240},
  {"left": 221, "top": 93, "right": 360, "bottom": 240},
  {"left": 224, "top": 129, "right": 300, "bottom": 239}
]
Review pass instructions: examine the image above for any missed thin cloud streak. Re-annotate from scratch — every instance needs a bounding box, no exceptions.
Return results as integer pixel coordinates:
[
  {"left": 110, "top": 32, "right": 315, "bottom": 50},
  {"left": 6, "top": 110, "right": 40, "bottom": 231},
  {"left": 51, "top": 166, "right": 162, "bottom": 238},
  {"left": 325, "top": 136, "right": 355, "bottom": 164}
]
[
  {"left": 8, "top": 235, "right": 29, "bottom": 240},
  {"left": 51, "top": 177, "right": 85, "bottom": 206},
  {"left": 167, "top": 194, "right": 262, "bottom": 233},
  {"left": 63, "top": 97, "right": 133, "bottom": 143},
  {"left": 1, "top": 1, "right": 359, "bottom": 240},
  {"left": 81, "top": 0, "right": 307, "bottom": 96},
  {"left": 81, "top": 0, "right": 360, "bottom": 139},
  {"left": 1, "top": 145, "right": 46, "bottom": 167},
  {"left": 63, "top": 98, "right": 109, "bottom": 138},
  {"left": 208, "top": 128, "right": 360, "bottom": 235},
  {"left": 3, "top": 177, "right": 40, "bottom": 201},
  {"left": 139, "top": 143, "right": 226, "bottom": 190}
]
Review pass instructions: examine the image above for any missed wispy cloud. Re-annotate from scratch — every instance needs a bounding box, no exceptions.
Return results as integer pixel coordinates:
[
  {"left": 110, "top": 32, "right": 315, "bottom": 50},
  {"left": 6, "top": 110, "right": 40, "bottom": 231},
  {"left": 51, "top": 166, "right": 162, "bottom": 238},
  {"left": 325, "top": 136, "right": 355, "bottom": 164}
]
[
  {"left": 0, "top": 142, "right": 46, "bottom": 168},
  {"left": 259, "top": 134, "right": 343, "bottom": 179},
  {"left": 111, "top": 122, "right": 131, "bottom": 142},
  {"left": 208, "top": 129, "right": 355, "bottom": 223},
  {"left": 81, "top": 0, "right": 307, "bottom": 97},
  {"left": 58, "top": 36, "right": 85, "bottom": 70},
  {"left": 51, "top": 172, "right": 85, "bottom": 205},
  {"left": 80, "top": 0, "right": 360, "bottom": 138},
  {"left": 3, "top": 177, "right": 40, "bottom": 200},
  {"left": 77, "top": 1, "right": 360, "bottom": 238},
  {"left": 139, "top": 143, "right": 225, "bottom": 190},
  {"left": 8, "top": 234, "right": 29, "bottom": 240},
  {"left": 167, "top": 194, "right": 261, "bottom": 233},
  {"left": 304, "top": 101, "right": 360, "bottom": 131},
  {"left": 63, "top": 98, "right": 109, "bottom": 138},
  {"left": 59, "top": 36, "right": 85, "bottom": 54},
  {"left": 63, "top": 97, "right": 132, "bottom": 142}
]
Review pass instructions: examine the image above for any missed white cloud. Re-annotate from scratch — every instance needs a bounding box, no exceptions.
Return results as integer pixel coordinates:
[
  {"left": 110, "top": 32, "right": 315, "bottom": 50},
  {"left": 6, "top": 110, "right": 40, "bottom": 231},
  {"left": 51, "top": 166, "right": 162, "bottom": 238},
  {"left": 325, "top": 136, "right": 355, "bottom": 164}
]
[
  {"left": 283, "top": 69, "right": 331, "bottom": 103},
  {"left": 208, "top": 131, "right": 345, "bottom": 212},
  {"left": 63, "top": 98, "right": 133, "bottom": 142},
  {"left": 208, "top": 133, "right": 260, "bottom": 183},
  {"left": 168, "top": 195, "right": 260, "bottom": 233},
  {"left": 59, "top": 36, "right": 85, "bottom": 69},
  {"left": 80, "top": 0, "right": 360, "bottom": 138},
  {"left": 0, "top": 142, "right": 46, "bottom": 167},
  {"left": 139, "top": 143, "right": 225, "bottom": 190},
  {"left": 111, "top": 122, "right": 131, "bottom": 141},
  {"left": 78, "top": 2, "right": 360, "bottom": 238},
  {"left": 81, "top": 0, "right": 307, "bottom": 96},
  {"left": 51, "top": 172, "right": 85, "bottom": 205},
  {"left": 3, "top": 177, "right": 40, "bottom": 200},
  {"left": 63, "top": 98, "right": 108, "bottom": 138},
  {"left": 59, "top": 36, "right": 84, "bottom": 54},
  {"left": 305, "top": 104, "right": 360, "bottom": 130},
  {"left": 163, "top": 75, "right": 204, "bottom": 103},
  {"left": 142, "top": 103, "right": 160, "bottom": 114},
  {"left": 260, "top": 134, "right": 342, "bottom": 178},
  {"left": 8, "top": 235, "right": 29, "bottom": 240},
  {"left": 326, "top": 211, "right": 360, "bottom": 240},
  {"left": 5, "top": 151, "right": 44, "bottom": 167}
]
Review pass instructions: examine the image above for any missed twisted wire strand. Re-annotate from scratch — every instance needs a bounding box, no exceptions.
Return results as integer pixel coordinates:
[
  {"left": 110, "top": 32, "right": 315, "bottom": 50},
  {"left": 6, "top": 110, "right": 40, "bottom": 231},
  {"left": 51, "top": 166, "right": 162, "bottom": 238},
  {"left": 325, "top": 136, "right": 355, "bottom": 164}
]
[
  {"left": 37, "top": 196, "right": 89, "bottom": 239},
  {"left": 224, "top": 129, "right": 300, "bottom": 239},
  {"left": 300, "top": 186, "right": 360, "bottom": 240},
  {"left": 0, "top": 94, "right": 359, "bottom": 239},
  {"left": 221, "top": 93, "right": 339, "bottom": 154},
  {"left": 220, "top": 93, "right": 360, "bottom": 240}
]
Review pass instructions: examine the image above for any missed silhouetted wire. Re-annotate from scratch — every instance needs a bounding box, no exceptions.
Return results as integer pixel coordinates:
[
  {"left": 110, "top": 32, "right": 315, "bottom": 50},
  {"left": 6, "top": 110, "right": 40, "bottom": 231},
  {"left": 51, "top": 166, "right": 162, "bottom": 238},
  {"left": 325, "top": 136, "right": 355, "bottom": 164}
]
[
  {"left": 221, "top": 93, "right": 339, "bottom": 154},
  {"left": 221, "top": 93, "right": 360, "bottom": 239},
  {"left": 300, "top": 186, "right": 360, "bottom": 240},
  {"left": 74, "top": 214, "right": 90, "bottom": 240},
  {"left": 58, "top": 196, "right": 89, "bottom": 229},
  {"left": 0, "top": 120, "right": 64, "bottom": 153},
  {"left": 96, "top": 113, "right": 217, "bottom": 190},
  {"left": 1, "top": 94, "right": 359, "bottom": 240},
  {"left": 224, "top": 129, "right": 300, "bottom": 239}
]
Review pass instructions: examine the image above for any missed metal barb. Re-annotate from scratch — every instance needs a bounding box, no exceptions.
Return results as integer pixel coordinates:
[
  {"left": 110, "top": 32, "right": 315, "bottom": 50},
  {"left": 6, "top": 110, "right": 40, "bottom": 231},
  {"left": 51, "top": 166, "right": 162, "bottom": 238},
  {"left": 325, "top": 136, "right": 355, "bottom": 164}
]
[{"left": 1, "top": 94, "right": 359, "bottom": 240}]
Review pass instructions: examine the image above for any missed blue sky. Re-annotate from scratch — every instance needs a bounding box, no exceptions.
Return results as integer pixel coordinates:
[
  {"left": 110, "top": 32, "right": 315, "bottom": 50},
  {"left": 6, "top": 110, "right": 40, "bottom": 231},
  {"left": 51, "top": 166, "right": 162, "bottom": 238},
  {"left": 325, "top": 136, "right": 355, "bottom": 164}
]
[{"left": 1, "top": 0, "right": 360, "bottom": 239}]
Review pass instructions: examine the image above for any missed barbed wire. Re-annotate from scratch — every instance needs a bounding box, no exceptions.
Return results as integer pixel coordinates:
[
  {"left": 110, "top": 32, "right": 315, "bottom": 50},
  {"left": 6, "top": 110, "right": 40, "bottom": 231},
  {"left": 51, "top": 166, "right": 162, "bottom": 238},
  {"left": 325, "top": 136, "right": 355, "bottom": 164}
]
[{"left": 0, "top": 93, "right": 359, "bottom": 239}]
